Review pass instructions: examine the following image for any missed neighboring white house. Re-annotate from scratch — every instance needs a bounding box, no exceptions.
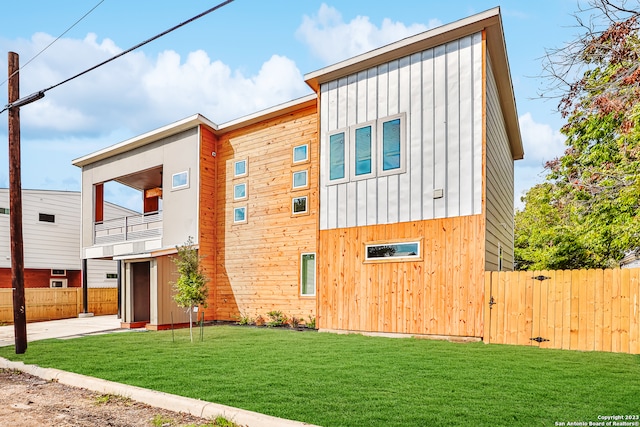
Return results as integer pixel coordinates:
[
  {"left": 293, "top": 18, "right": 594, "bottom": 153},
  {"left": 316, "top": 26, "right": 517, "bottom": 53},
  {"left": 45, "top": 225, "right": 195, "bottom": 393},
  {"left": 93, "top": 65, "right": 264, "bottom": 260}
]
[{"left": 0, "top": 189, "right": 134, "bottom": 288}]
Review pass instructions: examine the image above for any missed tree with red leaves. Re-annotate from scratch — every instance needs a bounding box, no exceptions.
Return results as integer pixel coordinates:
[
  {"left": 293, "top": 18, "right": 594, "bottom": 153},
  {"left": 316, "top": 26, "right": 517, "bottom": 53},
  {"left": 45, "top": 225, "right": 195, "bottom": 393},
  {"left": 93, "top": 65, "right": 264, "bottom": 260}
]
[{"left": 516, "top": 0, "right": 640, "bottom": 270}]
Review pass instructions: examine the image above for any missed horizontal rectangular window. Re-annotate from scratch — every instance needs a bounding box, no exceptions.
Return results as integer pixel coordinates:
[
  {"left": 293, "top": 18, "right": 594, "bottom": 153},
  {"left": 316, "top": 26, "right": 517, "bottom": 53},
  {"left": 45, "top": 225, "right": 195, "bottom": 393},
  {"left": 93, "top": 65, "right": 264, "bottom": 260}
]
[
  {"left": 234, "top": 206, "right": 247, "bottom": 224},
  {"left": 39, "top": 213, "right": 55, "bottom": 223},
  {"left": 293, "top": 144, "right": 309, "bottom": 163},
  {"left": 172, "top": 171, "right": 189, "bottom": 190},
  {"left": 365, "top": 241, "right": 420, "bottom": 262},
  {"left": 292, "top": 170, "right": 308, "bottom": 189},
  {"left": 106, "top": 273, "right": 118, "bottom": 279},
  {"left": 300, "top": 253, "right": 316, "bottom": 296},
  {"left": 0, "top": 207, "right": 8, "bottom": 215},
  {"left": 292, "top": 196, "right": 308, "bottom": 215},
  {"left": 51, "top": 269, "right": 66, "bottom": 276},
  {"left": 234, "top": 183, "right": 247, "bottom": 200},
  {"left": 234, "top": 159, "right": 247, "bottom": 177},
  {"left": 50, "top": 279, "right": 68, "bottom": 288}
]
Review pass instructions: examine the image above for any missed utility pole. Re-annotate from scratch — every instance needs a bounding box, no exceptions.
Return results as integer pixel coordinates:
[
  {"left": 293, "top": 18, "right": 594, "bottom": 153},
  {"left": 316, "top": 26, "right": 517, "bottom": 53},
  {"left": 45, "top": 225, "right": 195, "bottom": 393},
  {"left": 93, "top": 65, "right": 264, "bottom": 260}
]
[{"left": 8, "top": 51, "right": 27, "bottom": 354}]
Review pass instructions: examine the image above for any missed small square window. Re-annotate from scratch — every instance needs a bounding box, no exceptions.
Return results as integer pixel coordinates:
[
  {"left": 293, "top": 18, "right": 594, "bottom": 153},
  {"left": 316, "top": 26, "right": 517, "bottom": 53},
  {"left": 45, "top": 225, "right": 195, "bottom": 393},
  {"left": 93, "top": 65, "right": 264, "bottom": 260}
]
[
  {"left": 39, "top": 213, "right": 55, "bottom": 223},
  {"left": 234, "top": 206, "right": 247, "bottom": 224},
  {"left": 293, "top": 144, "right": 309, "bottom": 163},
  {"left": 292, "top": 170, "right": 308, "bottom": 189},
  {"left": 0, "top": 207, "right": 8, "bottom": 215},
  {"left": 172, "top": 171, "right": 189, "bottom": 190},
  {"left": 234, "top": 183, "right": 247, "bottom": 200},
  {"left": 292, "top": 196, "right": 308, "bottom": 215},
  {"left": 234, "top": 159, "right": 247, "bottom": 177}
]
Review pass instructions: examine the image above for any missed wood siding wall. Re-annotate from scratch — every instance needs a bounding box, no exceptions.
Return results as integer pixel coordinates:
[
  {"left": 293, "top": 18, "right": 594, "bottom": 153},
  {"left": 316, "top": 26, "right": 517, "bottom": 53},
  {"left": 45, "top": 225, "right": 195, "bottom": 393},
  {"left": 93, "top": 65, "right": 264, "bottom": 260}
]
[
  {"left": 319, "top": 33, "right": 483, "bottom": 230},
  {"left": 318, "top": 215, "right": 485, "bottom": 337},
  {"left": 208, "top": 106, "right": 318, "bottom": 321},
  {"left": 485, "top": 269, "right": 640, "bottom": 354},
  {"left": 484, "top": 55, "right": 515, "bottom": 271},
  {"left": 0, "top": 268, "right": 81, "bottom": 288},
  {"left": 0, "top": 288, "right": 118, "bottom": 323},
  {"left": 199, "top": 125, "right": 218, "bottom": 321}
]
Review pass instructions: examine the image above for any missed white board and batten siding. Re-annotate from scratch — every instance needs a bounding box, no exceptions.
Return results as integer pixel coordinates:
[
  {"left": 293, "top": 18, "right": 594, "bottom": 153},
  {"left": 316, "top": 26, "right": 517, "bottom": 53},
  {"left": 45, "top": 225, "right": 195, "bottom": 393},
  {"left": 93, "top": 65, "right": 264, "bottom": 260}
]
[
  {"left": 0, "top": 189, "right": 122, "bottom": 287},
  {"left": 485, "top": 55, "right": 515, "bottom": 271},
  {"left": 319, "top": 33, "right": 483, "bottom": 230}
]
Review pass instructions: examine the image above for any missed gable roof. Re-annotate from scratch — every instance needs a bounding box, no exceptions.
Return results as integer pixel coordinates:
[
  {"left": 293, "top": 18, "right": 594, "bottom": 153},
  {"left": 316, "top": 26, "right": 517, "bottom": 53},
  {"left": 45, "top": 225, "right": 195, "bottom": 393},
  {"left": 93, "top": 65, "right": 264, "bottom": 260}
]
[{"left": 304, "top": 7, "right": 523, "bottom": 160}]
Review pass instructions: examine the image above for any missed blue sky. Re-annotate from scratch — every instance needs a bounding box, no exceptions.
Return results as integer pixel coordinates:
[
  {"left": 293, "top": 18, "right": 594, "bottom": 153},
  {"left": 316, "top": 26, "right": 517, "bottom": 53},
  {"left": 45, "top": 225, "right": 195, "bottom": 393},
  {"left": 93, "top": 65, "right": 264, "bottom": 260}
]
[{"left": 0, "top": 1, "right": 584, "bottom": 210}]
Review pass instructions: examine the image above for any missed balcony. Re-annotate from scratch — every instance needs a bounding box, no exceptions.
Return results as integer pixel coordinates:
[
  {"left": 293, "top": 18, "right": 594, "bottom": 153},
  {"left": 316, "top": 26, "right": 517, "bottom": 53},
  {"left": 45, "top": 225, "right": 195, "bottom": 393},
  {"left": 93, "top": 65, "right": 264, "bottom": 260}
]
[{"left": 94, "top": 211, "right": 163, "bottom": 245}]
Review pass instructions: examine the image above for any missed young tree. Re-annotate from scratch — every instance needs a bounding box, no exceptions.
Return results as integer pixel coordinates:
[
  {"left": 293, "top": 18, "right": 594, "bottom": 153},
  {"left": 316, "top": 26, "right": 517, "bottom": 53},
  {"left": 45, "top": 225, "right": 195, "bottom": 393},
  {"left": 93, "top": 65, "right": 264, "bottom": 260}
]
[
  {"left": 171, "top": 237, "right": 209, "bottom": 342},
  {"left": 518, "top": 0, "right": 640, "bottom": 269}
]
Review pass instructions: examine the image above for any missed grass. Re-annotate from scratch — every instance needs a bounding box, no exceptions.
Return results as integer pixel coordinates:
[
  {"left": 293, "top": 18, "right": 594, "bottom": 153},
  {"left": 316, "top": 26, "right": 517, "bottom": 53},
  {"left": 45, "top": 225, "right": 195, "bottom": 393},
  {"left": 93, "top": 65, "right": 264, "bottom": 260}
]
[{"left": 0, "top": 326, "right": 638, "bottom": 426}]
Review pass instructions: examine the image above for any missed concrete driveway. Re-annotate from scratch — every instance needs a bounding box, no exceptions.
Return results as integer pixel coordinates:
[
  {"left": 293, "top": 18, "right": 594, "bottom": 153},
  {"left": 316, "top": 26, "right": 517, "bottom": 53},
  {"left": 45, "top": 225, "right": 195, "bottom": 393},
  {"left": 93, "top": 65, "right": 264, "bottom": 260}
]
[{"left": 0, "top": 315, "right": 123, "bottom": 347}]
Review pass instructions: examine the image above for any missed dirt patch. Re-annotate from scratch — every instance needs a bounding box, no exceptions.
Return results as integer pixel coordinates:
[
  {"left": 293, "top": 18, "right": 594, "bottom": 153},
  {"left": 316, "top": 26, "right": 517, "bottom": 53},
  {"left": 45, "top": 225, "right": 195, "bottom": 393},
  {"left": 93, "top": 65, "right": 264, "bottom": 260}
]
[{"left": 0, "top": 369, "right": 220, "bottom": 427}]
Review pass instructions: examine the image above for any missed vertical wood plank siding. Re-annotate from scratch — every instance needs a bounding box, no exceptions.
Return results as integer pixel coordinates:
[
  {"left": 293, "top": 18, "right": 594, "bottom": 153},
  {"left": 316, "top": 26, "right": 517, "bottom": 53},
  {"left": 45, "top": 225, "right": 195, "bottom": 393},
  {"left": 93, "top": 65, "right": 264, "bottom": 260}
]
[
  {"left": 318, "top": 215, "right": 485, "bottom": 337},
  {"left": 319, "top": 33, "right": 483, "bottom": 230},
  {"left": 485, "top": 55, "right": 515, "bottom": 271},
  {"left": 207, "top": 107, "right": 318, "bottom": 321},
  {"left": 484, "top": 269, "right": 640, "bottom": 354},
  {"left": 199, "top": 125, "right": 218, "bottom": 321}
]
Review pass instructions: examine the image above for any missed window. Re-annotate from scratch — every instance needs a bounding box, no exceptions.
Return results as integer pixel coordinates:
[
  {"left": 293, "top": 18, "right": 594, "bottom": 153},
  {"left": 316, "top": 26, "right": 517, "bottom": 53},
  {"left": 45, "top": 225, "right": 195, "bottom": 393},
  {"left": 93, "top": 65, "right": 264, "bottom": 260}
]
[
  {"left": 233, "top": 206, "right": 247, "bottom": 224},
  {"left": 378, "top": 113, "right": 406, "bottom": 176},
  {"left": 106, "top": 273, "right": 118, "bottom": 279},
  {"left": 172, "top": 171, "right": 189, "bottom": 190},
  {"left": 0, "top": 207, "right": 8, "bottom": 215},
  {"left": 51, "top": 269, "right": 66, "bottom": 276},
  {"left": 292, "top": 170, "right": 308, "bottom": 189},
  {"left": 234, "top": 183, "right": 247, "bottom": 200},
  {"left": 328, "top": 130, "right": 347, "bottom": 182},
  {"left": 50, "top": 279, "right": 68, "bottom": 288},
  {"left": 300, "top": 253, "right": 316, "bottom": 296},
  {"left": 39, "top": 213, "right": 55, "bottom": 223},
  {"left": 365, "top": 241, "right": 421, "bottom": 262},
  {"left": 350, "top": 122, "right": 376, "bottom": 180},
  {"left": 234, "top": 159, "right": 247, "bottom": 178},
  {"left": 327, "top": 113, "right": 405, "bottom": 185},
  {"left": 292, "top": 196, "right": 308, "bottom": 215},
  {"left": 293, "top": 144, "right": 309, "bottom": 163}
]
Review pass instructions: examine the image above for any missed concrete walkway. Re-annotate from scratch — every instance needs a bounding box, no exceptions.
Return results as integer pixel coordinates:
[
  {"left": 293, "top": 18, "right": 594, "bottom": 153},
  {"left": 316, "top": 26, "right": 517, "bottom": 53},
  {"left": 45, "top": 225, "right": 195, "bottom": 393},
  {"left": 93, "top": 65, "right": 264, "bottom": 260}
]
[
  {"left": 0, "top": 315, "right": 319, "bottom": 427},
  {"left": 0, "top": 315, "right": 123, "bottom": 347}
]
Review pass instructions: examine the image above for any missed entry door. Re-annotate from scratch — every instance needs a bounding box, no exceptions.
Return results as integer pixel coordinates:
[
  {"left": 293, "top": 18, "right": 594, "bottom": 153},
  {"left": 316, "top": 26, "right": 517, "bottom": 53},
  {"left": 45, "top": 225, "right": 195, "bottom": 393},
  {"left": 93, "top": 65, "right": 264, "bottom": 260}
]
[{"left": 132, "top": 261, "right": 151, "bottom": 322}]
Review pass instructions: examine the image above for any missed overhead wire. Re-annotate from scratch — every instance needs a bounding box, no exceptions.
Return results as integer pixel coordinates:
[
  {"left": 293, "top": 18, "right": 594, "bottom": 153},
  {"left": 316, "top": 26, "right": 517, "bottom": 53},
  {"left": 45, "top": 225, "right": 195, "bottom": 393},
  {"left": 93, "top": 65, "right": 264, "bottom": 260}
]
[
  {"left": 1, "top": 0, "right": 235, "bottom": 114},
  {"left": 0, "top": 0, "right": 105, "bottom": 89}
]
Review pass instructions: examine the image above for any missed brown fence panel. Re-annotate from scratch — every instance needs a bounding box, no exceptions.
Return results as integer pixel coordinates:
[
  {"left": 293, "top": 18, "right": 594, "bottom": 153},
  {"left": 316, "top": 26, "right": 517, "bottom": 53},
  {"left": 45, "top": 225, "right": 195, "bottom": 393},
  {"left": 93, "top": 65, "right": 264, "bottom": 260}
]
[
  {"left": 0, "top": 288, "right": 118, "bottom": 323},
  {"left": 485, "top": 268, "right": 640, "bottom": 354}
]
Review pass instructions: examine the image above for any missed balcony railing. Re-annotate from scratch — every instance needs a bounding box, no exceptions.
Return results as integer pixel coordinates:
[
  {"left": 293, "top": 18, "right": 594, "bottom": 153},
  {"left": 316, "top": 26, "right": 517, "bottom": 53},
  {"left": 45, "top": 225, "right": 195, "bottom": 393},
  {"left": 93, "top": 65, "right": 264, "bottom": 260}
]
[{"left": 94, "top": 211, "right": 163, "bottom": 245}]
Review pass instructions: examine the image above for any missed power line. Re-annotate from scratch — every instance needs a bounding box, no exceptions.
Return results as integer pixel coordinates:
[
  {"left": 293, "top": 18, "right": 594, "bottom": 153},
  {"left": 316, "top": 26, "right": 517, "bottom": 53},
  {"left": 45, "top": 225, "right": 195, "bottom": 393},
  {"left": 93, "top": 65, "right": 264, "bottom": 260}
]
[
  {"left": 0, "top": 0, "right": 105, "bottom": 88},
  {"left": 1, "top": 0, "right": 235, "bottom": 114}
]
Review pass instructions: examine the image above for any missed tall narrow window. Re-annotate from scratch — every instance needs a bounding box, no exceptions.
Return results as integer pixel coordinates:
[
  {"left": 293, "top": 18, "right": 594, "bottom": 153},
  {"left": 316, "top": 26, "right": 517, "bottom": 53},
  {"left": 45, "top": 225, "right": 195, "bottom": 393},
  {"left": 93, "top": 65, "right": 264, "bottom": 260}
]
[
  {"left": 329, "top": 131, "right": 346, "bottom": 181},
  {"left": 382, "top": 118, "right": 401, "bottom": 171},
  {"left": 300, "top": 253, "right": 316, "bottom": 296},
  {"left": 351, "top": 121, "right": 376, "bottom": 180}
]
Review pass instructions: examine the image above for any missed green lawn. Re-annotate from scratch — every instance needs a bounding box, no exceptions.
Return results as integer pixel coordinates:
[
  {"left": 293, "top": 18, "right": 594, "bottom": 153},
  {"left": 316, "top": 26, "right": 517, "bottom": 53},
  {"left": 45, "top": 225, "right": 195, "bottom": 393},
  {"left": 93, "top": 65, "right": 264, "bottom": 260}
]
[{"left": 0, "top": 326, "right": 638, "bottom": 426}]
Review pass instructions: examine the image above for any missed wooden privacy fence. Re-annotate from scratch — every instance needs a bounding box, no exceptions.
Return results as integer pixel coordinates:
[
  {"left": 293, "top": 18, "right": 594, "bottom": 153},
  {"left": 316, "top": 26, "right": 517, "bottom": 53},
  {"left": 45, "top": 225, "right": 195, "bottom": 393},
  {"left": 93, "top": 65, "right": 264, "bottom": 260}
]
[
  {"left": 0, "top": 288, "right": 118, "bottom": 323},
  {"left": 484, "top": 268, "right": 640, "bottom": 354}
]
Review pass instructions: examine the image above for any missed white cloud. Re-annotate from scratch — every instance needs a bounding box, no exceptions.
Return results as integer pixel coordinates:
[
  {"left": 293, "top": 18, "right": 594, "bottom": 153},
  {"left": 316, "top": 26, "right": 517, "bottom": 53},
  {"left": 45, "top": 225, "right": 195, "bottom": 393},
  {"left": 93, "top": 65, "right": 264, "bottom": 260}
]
[
  {"left": 296, "top": 3, "right": 436, "bottom": 64},
  {"left": 519, "top": 112, "right": 566, "bottom": 165}
]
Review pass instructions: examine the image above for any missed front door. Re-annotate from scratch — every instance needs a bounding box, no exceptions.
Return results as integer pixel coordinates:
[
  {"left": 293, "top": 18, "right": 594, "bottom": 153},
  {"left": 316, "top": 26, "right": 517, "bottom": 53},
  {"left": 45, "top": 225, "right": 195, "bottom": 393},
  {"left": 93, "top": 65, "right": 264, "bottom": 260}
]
[{"left": 132, "top": 261, "right": 151, "bottom": 322}]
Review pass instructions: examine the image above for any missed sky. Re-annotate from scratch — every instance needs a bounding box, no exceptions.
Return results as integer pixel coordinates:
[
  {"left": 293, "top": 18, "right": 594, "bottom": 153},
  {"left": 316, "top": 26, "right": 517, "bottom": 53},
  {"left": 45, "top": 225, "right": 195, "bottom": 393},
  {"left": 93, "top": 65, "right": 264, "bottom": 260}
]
[{"left": 0, "top": 0, "right": 588, "bottom": 211}]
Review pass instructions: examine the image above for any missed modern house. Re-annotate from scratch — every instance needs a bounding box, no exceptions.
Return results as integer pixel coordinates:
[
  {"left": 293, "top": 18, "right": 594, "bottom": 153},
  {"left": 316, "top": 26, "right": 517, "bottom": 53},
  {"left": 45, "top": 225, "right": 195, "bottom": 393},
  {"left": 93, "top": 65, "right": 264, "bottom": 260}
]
[
  {"left": 72, "top": 7, "right": 523, "bottom": 338},
  {"left": 0, "top": 189, "right": 129, "bottom": 289}
]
